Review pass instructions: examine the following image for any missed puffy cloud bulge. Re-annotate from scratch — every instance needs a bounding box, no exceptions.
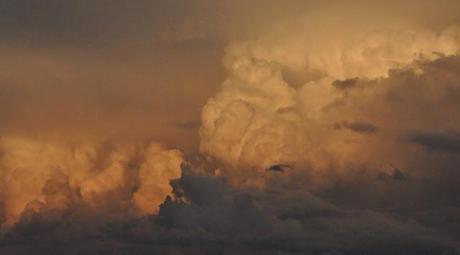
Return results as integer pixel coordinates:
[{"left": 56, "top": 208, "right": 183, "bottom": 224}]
[
  {"left": 0, "top": 136, "right": 183, "bottom": 228},
  {"left": 200, "top": 13, "right": 460, "bottom": 183}
]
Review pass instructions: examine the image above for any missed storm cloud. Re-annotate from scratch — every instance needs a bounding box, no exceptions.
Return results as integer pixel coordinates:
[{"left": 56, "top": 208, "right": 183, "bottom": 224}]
[
  {"left": 406, "top": 132, "right": 460, "bottom": 153},
  {"left": 1, "top": 1, "right": 460, "bottom": 254}
]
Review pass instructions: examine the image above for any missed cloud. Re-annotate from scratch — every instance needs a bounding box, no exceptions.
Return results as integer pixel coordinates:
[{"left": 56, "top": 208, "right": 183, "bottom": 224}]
[
  {"left": 333, "top": 121, "right": 378, "bottom": 134},
  {"left": 0, "top": 136, "right": 183, "bottom": 228},
  {"left": 199, "top": 56, "right": 301, "bottom": 173},
  {"left": 0, "top": 0, "right": 220, "bottom": 48},
  {"left": 378, "top": 168, "right": 407, "bottom": 181},
  {"left": 194, "top": 18, "right": 460, "bottom": 253},
  {"left": 1, "top": 1, "right": 460, "bottom": 254},
  {"left": 1, "top": 167, "right": 457, "bottom": 254},
  {"left": 406, "top": 132, "right": 460, "bottom": 153},
  {"left": 199, "top": 21, "right": 460, "bottom": 187},
  {"left": 332, "top": 78, "right": 361, "bottom": 90}
]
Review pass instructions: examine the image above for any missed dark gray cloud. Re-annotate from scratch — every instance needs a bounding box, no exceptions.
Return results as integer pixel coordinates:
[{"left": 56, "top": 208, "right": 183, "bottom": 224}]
[
  {"left": 0, "top": 0, "right": 219, "bottom": 49},
  {"left": 406, "top": 132, "right": 460, "bottom": 153},
  {"left": 0, "top": 0, "right": 309, "bottom": 50},
  {"left": 334, "top": 121, "right": 378, "bottom": 134},
  {"left": 378, "top": 168, "right": 407, "bottom": 181},
  {"left": 332, "top": 78, "right": 361, "bottom": 90},
  {"left": 0, "top": 166, "right": 458, "bottom": 255}
]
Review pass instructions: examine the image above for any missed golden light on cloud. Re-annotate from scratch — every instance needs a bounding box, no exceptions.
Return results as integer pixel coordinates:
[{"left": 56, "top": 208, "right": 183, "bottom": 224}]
[
  {"left": 1, "top": 1, "right": 460, "bottom": 254},
  {"left": 0, "top": 136, "right": 182, "bottom": 228}
]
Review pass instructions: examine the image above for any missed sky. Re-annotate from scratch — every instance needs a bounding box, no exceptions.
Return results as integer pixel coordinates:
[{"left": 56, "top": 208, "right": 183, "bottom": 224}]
[{"left": 1, "top": 1, "right": 460, "bottom": 254}]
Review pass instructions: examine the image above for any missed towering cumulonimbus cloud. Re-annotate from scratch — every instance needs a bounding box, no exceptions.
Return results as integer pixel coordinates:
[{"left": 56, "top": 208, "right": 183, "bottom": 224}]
[
  {"left": 199, "top": 56, "right": 301, "bottom": 173},
  {"left": 0, "top": 136, "right": 182, "bottom": 230},
  {"left": 1, "top": 1, "right": 460, "bottom": 254},
  {"left": 199, "top": 23, "right": 460, "bottom": 184}
]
